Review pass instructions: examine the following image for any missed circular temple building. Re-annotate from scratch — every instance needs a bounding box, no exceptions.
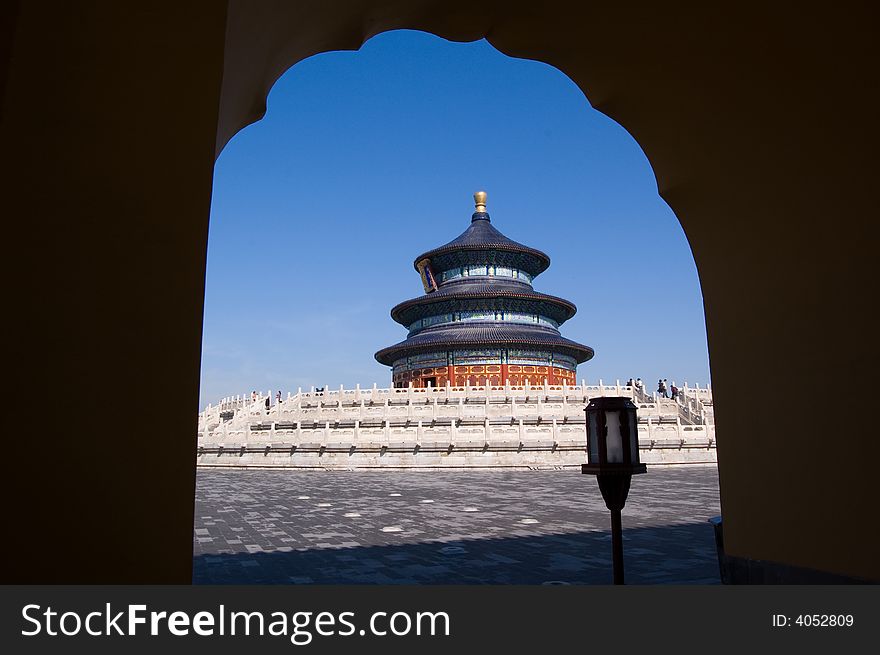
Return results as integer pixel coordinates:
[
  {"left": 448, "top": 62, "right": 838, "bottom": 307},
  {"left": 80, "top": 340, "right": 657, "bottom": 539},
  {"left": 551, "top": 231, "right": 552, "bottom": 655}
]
[{"left": 375, "top": 192, "right": 594, "bottom": 387}]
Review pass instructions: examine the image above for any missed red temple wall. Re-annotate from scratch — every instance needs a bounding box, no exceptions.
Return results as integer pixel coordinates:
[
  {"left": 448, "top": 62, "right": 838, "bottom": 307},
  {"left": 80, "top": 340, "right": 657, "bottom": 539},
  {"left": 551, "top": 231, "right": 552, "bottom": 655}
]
[{"left": 392, "top": 364, "right": 577, "bottom": 388}]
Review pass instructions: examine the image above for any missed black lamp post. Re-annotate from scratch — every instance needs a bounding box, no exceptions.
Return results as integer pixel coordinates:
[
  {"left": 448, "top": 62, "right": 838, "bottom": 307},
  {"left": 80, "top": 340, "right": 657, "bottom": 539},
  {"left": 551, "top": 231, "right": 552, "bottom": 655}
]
[{"left": 581, "top": 396, "right": 646, "bottom": 584}]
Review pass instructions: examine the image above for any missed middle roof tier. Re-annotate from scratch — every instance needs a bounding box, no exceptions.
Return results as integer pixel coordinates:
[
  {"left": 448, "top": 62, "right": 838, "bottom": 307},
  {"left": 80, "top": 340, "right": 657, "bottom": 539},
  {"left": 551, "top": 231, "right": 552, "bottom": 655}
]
[{"left": 390, "top": 278, "right": 579, "bottom": 327}]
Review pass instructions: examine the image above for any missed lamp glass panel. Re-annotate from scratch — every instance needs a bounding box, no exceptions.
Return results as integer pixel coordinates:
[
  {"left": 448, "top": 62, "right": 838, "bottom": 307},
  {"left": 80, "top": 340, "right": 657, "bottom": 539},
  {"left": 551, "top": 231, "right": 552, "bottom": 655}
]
[
  {"left": 587, "top": 411, "right": 600, "bottom": 463},
  {"left": 605, "top": 410, "right": 624, "bottom": 463},
  {"left": 627, "top": 409, "right": 640, "bottom": 465}
]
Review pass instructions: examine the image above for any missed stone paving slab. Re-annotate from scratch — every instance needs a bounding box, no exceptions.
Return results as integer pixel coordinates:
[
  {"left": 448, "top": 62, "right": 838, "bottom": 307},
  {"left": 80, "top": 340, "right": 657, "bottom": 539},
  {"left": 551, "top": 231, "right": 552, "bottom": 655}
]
[{"left": 193, "top": 466, "right": 721, "bottom": 584}]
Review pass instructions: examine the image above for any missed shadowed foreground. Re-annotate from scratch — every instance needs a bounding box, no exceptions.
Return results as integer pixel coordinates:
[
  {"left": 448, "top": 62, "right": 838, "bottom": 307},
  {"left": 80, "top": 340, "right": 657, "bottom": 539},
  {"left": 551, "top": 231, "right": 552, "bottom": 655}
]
[{"left": 193, "top": 466, "right": 720, "bottom": 584}]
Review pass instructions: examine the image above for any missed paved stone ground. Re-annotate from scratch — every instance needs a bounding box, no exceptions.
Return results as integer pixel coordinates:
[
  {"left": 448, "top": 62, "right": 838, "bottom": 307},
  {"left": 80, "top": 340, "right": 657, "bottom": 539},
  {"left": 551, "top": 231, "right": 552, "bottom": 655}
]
[{"left": 193, "top": 466, "right": 721, "bottom": 584}]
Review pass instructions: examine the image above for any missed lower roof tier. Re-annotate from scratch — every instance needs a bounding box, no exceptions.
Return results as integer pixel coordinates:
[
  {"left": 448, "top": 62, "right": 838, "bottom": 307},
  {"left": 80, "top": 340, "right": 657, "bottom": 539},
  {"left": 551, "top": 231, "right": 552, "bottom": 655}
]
[{"left": 374, "top": 323, "right": 594, "bottom": 366}]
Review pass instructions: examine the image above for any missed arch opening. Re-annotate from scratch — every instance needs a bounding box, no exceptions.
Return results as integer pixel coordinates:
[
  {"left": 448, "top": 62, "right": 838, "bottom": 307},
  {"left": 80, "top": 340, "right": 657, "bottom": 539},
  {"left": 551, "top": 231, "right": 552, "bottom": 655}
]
[
  {"left": 196, "top": 29, "right": 717, "bottom": 584},
  {"left": 202, "top": 30, "right": 711, "bottom": 406}
]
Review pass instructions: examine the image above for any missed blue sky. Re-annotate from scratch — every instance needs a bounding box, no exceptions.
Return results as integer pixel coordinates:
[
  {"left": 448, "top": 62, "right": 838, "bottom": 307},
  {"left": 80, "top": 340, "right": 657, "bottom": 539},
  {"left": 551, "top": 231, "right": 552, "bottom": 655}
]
[{"left": 200, "top": 30, "right": 710, "bottom": 408}]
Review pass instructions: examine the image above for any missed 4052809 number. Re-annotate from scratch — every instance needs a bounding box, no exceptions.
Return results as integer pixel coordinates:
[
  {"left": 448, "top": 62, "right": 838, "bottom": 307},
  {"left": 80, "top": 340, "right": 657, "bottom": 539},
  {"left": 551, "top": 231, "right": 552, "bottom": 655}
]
[{"left": 795, "top": 615, "right": 853, "bottom": 627}]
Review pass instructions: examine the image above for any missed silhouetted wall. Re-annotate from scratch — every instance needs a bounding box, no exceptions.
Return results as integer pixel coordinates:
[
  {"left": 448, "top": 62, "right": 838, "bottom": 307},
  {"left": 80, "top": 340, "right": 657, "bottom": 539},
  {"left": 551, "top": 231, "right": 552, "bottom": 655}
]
[
  {"left": 2, "top": 1, "right": 227, "bottom": 582},
  {"left": 2, "top": 1, "right": 877, "bottom": 582}
]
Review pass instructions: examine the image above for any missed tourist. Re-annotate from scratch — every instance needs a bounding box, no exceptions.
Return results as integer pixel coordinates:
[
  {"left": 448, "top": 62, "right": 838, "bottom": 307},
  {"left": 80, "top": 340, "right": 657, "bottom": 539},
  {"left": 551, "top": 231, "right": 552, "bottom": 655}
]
[
  {"left": 276, "top": 390, "right": 282, "bottom": 404},
  {"left": 671, "top": 384, "right": 679, "bottom": 401},
  {"left": 658, "top": 379, "right": 668, "bottom": 397},
  {"left": 251, "top": 390, "right": 257, "bottom": 403},
  {"left": 635, "top": 378, "right": 643, "bottom": 391},
  {"left": 626, "top": 378, "right": 635, "bottom": 388}
]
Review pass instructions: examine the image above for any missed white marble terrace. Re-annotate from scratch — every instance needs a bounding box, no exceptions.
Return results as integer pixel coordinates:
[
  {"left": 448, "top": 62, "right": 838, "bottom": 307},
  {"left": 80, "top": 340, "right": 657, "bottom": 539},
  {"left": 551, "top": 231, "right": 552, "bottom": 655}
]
[{"left": 197, "top": 380, "right": 715, "bottom": 469}]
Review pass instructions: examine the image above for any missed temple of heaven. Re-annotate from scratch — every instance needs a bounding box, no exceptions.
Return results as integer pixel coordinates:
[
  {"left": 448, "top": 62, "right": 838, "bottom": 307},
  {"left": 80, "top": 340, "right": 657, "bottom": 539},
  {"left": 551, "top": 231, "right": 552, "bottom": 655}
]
[{"left": 375, "top": 192, "right": 594, "bottom": 388}]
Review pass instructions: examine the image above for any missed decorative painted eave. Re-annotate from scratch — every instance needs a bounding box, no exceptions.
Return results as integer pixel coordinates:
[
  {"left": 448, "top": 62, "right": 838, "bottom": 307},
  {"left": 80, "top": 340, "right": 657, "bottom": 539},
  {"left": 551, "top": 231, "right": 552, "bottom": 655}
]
[
  {"left": 375, "top": 323, "right": 594, "bottom": 366},
  {"left": 390, "top": 285, "right": 578, "bottom": 327}
]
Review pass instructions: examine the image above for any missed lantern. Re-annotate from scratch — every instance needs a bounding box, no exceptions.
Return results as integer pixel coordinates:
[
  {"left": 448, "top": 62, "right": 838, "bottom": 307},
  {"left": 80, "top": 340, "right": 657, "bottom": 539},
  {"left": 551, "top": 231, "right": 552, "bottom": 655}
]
[
  {"left": 582, "top": 396, "right": 646, "bottom": 474},
  {"left": 581, "top": 396, "right": 647, "bottom": 584}
]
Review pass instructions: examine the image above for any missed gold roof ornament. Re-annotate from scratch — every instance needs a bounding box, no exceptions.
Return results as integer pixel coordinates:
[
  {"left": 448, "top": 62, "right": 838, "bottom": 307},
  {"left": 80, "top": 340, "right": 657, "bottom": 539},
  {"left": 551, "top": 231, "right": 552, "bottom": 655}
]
[{"left": 474, "top": 190, "right": 487, "bottom": 213}]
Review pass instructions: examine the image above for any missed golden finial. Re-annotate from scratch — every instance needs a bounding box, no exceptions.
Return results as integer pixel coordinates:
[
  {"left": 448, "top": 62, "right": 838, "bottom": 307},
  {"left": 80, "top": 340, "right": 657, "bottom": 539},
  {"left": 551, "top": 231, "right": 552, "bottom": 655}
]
[{"left": 474, "top": 191, "right": 488, "bottom": 213}]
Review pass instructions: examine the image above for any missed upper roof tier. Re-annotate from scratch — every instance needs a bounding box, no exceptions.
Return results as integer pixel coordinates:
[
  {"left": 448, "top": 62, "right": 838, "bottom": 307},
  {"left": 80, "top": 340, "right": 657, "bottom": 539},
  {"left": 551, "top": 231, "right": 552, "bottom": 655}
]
[{"left": 413, "top": 192, "right": 551, "bottom": 277}]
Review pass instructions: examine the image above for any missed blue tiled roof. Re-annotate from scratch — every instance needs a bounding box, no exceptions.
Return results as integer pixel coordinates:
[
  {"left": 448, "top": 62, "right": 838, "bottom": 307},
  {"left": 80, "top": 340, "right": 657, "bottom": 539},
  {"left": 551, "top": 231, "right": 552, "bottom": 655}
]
[
  {"left": 414, "top": 212, "right": 550, "bottom": 276},
  {"left": 391, "top": 281, "right": 578, "bottom": 326},
  {"left": 374, "top": 323, "right": 594, "bottom": 366}
]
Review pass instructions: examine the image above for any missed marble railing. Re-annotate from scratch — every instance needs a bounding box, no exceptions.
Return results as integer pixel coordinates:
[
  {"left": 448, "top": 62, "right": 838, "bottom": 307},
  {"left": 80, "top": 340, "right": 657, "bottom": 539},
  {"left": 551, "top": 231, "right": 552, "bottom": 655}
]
[
  {"left": 199, "top": 380, "right": 714, "bottom": 437},
  {"left": 200, "top": 418, "right": 714, "bottom": 448},
  {"left": 196, "top": 418, "right": 715, "bottom": 468}
]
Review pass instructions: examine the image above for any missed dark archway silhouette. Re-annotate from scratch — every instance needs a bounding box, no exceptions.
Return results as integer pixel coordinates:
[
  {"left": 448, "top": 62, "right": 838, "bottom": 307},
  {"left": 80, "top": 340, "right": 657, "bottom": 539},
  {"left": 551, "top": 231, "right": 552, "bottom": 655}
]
[{"left": 3, "top": 1, "right": 876, "bottom": 583}]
